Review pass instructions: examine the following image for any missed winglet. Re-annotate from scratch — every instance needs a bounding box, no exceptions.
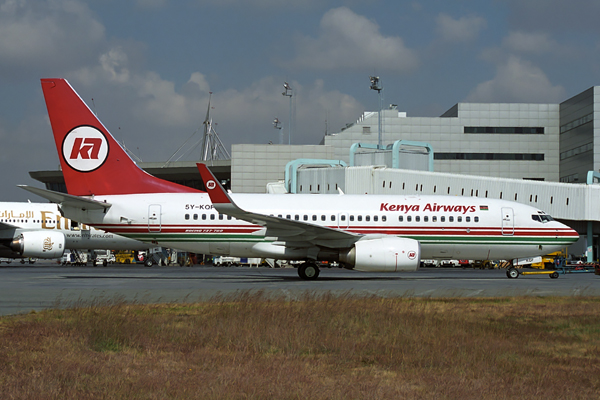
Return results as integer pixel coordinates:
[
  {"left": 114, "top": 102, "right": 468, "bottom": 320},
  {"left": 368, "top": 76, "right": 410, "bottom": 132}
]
[{"left": 196, "top": 163, "right": 232, "bottom": 205}]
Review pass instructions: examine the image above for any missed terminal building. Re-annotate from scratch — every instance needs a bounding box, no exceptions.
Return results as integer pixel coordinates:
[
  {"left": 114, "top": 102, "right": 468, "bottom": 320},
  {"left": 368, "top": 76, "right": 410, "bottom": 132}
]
[{"left": 30, "top": 86, "right": 600, "bottom": 260}]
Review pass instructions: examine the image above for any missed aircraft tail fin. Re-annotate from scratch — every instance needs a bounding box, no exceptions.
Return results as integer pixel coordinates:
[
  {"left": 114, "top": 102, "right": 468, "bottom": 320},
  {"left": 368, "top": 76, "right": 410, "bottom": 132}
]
[{"left": 40, "top": 78, "right": 199, "bottom": 196}]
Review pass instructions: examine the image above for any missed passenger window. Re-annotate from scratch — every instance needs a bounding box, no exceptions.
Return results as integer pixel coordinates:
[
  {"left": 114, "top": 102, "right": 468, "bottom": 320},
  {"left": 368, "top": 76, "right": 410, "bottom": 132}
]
[
  {"left": 321, "top": 215, "right": 326, "bottom": 221},
  {"left": 185, "top": 214, "right": 190, "bottom": 220},
  {"left": 303, "top": 215, "right": 308, "bottom": 221},
  {"left": 295, "top": 215, "right": 299, "bottom": 221},
  {"left": 457, "top": 216, "right": 462, "bottom": 223},
  {"left": 381, "top": 215, "right": 386, "bottom": 222},
  {"left": 340, "top": 215, "right": 345, "bottom": 221},
  {"left": 466, "top": 216, "right": 471, "bottom": 222},
  {"left": 449, "top": 216, "right": 454, "bottom": 222},
  {"left": 210, "top": 214, "right": 215, "bottom": 220},
  {"left": 373, "top": 215, "right": 378, "bottom": 222},
  {"left": 474, "top": 216, "right": 479, "bottom": 223},
  {"left": 441, "top": 216, "right": 445, "bottom": 222},
  {"left": 278, "top": 214, "right": 282, "bottom": 218},
  {"left": 432, "top": 216, "right": 437, "bottom": 222},
  {"left": 219, "top": 214, "right": 224, "bottom": 220},
  {"left": 416, "top": 216, "right": 420, "bottom": 222},
  {"left": 350, "top": 215, "right": 354, "bottom": 221},
  {"left": 312, "top": 215, "right": 317, "bottom": 221},
  {"left": 286, "top": 215, "right": 291, "bottom": 219},
  {"left": 365, "top": 215, "right": 370, "bottom": 222},
  {"left": 202, "top": 214, "right": 207, "bottom": 220},
  {"left": 424, "top": 216, "right": 429, "bottom": 222},
  {"left": 227, "top": 216, "right": 232, "bottom": 220},
  {"left": 407, "top": 216, "right": 412, "bottom": 222},
  {"left": 358, "top": 215, "right": 363, "bottom": 222},
  {"left": 398, "top": 216, "right": 403, "bottom": 222},
  {"left": 331, "top": 215, "right": 336, "bottom": 221},
  {"left": 193, "top": 214, "right": 198, "bottom": 220}
]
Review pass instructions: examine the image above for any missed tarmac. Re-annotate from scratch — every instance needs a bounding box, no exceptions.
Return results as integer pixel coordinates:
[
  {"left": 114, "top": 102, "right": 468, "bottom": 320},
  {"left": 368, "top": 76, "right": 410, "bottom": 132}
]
[{"left": 1, "top": 262, "right": 599, "bottom": 316}]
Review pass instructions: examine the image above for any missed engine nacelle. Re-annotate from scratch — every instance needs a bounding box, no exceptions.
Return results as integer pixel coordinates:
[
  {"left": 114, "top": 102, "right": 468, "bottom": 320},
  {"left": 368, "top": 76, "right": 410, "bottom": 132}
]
[
  {"left": 10, "top": 231, "right": 66, "bottom": 259},
  {"left": 340, "top": 237, "right": 421, "bottom": 272}
]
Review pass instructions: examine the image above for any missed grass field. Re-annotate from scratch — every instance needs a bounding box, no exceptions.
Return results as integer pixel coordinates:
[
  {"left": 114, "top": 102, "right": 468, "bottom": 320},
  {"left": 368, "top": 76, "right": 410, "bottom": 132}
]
[{"left": 1, "top": 293, "right": 599, "bottom": 399}]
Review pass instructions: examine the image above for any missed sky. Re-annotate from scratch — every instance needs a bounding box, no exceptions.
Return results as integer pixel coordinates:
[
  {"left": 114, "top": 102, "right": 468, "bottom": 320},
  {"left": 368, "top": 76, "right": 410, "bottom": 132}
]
[{"left": 0, "top": 0, "right": 599, "bottom": 201}]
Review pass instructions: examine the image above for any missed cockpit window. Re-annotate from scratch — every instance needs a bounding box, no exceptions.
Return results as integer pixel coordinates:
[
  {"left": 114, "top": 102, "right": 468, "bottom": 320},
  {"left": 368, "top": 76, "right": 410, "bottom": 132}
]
[{"left": 532, "top": 214, "right": 554, "bottom": 223}]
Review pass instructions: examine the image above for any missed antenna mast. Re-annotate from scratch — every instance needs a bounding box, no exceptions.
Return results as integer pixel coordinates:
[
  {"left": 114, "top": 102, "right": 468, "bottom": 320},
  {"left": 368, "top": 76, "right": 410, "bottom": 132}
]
[
  {"left": 164, "top": 92, "right": 230, "bottom": 166},
  {"left": 200, "top": 92, "right": 230, "bottom": 161}
]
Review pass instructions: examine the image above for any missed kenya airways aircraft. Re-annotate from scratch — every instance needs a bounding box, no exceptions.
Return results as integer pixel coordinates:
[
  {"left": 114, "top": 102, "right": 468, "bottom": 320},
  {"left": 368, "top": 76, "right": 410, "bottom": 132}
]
[
  {"left": 20, "top": 78, "right": 579, "bottom": 279},
  {"left": 0, "top": 202, "right": 148, "bottom": 260}
]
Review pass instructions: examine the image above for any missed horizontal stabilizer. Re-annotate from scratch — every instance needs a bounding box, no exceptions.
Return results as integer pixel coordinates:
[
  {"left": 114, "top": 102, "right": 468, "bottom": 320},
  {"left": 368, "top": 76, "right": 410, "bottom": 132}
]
[{"left": 17, "top": 185, "right": 112, "bottom": 211}]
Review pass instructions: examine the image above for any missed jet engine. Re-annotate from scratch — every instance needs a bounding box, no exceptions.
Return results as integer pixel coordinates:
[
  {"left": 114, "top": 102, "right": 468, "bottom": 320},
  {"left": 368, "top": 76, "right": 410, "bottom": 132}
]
[
  {"left": 10, "top": 231, "right": 66, "bottom": 258},
  {"left": 339, "top": 236, "right": 421, "bottom": 272}
]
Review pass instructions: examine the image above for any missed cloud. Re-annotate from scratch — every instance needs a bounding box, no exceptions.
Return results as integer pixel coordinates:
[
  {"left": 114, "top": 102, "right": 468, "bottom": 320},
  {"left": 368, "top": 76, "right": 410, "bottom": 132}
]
[
  {"left": 465, "top": 56, "right": 565, "bottom": 103},
  {"left": 287, "top": 7, "right": 419, "bottom": 72},
  {"left": 66, "top": 47, "right": 363, "bottom": 160},
  {"left": 214, "top": 78, "right": 363, "bottom": 145},
  {"left": 0, "top": 112, "right": 59, "bottom": 200},
  {"left": 436, "top": 14, "right": 487, "bottom": 43},
  {"left": 0, "top": 0, "right": 105, "bottom": 80},
  {"left": 502, "top": 31, "right": 562, "bottom": 55}
]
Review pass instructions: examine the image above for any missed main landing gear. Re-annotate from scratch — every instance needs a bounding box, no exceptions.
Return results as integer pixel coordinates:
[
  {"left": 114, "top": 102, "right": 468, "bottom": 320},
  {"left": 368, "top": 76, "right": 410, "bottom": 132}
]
[{"left": 298, "top": 262, "right": 320, "bottom": 280}]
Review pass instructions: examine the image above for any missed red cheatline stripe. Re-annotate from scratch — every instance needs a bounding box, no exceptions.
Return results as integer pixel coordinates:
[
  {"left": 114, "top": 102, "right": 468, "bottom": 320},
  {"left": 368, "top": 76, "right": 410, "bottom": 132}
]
[{"left": 92, "top": 223, "right": 576, "bottom": 238}]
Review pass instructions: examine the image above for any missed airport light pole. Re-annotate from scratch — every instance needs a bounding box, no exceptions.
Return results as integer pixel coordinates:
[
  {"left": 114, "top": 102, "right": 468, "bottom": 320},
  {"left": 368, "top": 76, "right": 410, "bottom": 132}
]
[
  {"left": 282, "top": 82, "right": 293, "bottom": 145},
  {"left": 369, "top": 76, "right": 383, "bottom": 149},
  {"left": 273, "top": 117, "right": 283, "bottom": 144}
]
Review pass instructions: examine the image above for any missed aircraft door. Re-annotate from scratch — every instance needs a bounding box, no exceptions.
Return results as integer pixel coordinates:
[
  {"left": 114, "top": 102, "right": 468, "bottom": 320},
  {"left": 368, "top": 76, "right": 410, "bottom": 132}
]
[
  {"left": 148, "top": 204, "right": 162, "bottom": 232},
  {"left": 501, "top": 207, "right": 514, "bottom": 236}
]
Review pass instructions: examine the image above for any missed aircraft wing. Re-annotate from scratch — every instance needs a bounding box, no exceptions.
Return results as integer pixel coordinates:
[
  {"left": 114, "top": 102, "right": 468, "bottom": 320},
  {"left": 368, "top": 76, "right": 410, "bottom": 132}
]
[
  {"left": 17, "top": 185, "right": 112, "bottom": 211},
  {"left": 0, "top": 221, "right": 18, "bottom": 240},
  {"left": 0, "top": 221, "right": 18, "bottom": 230},
  {"left": 196, "top": 163, "right": 361, "bottom": 248}
]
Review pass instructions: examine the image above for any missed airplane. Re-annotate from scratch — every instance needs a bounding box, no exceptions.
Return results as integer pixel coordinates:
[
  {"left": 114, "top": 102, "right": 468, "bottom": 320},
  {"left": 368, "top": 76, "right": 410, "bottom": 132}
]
[
  {"left": 0, "top": 201, "right": 149, "bottom": 262},
  {"left": 19, "top": 78, "right": 579, "bottom": 280}
]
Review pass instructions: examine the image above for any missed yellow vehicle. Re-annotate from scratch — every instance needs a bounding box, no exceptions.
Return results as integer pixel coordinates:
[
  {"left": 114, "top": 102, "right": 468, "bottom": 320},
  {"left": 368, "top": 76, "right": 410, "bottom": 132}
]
[
  {"left": 530, "top": 250, "right": 566, "bottom": 269},
  {"left": 115, "top": 250, "right": 136, "bottom": 264}
]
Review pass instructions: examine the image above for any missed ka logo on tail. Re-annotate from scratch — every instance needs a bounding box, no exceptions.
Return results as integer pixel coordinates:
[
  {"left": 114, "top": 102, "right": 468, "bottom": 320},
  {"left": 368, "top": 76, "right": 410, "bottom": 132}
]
[{"left": 62, "top": 126, "right": 109, "bottom": 172}]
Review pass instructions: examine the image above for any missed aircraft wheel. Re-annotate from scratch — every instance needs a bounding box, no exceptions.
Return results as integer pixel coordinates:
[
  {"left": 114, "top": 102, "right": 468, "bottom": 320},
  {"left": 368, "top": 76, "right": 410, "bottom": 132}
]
[
  {"left": 298, "top": 263, "right": 320, "bottom": 280},
  {"left": 506, "top": 268, "right": 519, "bottom": 279},
  {"left": 550, "top": 271, "right": 559, "bottom": 279},
  {"left": 145, "top": 259, "right": 154, "bottom": 268}
]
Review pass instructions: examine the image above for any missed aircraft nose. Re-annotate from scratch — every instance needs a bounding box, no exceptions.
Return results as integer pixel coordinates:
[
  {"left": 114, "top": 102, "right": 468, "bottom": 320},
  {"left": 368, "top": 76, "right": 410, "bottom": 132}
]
[{"left": 558, "top": 221, "right": 579, "bottom": 242}]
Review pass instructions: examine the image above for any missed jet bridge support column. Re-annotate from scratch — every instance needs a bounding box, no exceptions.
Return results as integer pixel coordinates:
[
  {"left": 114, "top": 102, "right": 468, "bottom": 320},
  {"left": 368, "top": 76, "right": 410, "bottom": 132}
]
[
  {"left": 587, "top": 221, "right": 594, "bottom": 263},
  {"left": 585, "top": 171, "right": 600, "bottom": 263}
]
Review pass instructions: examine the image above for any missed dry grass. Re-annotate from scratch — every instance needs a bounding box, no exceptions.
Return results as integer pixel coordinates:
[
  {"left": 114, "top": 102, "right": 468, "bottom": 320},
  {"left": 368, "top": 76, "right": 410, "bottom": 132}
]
[{"left": 1, "top": 293, "right": 599, "bottom": 399}]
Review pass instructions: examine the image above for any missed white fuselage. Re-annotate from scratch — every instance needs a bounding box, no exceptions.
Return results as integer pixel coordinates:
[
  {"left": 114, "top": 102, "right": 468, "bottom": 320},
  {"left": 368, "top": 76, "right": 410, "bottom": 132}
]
[
  {"left": 59, "top": 193, "right": 578, "bottom": 262},
  {"left": 0, "top": 202, "right": 148, "bottom": 253}
]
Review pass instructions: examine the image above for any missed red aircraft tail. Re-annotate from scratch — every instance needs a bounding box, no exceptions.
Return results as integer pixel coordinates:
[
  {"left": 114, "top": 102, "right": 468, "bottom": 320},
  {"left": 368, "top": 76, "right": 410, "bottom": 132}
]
[{"left": 40, "top": 78, "right": 199, "bottom": 196}]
